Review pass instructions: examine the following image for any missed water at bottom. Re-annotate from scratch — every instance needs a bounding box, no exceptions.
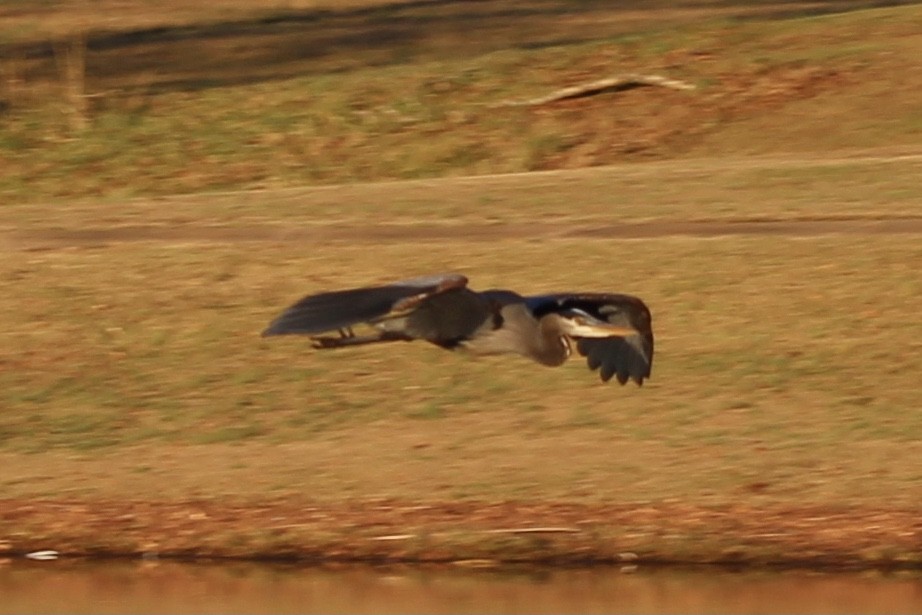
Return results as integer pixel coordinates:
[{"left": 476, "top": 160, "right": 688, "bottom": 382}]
[{"left": 1, "top": 560, "right": 920, "bottom": 614}]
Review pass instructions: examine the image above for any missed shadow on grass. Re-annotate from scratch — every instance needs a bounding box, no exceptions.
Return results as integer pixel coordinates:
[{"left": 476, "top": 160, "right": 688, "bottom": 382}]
[{"left": 7, "top": 0, "right": 915, "bottom": 95}]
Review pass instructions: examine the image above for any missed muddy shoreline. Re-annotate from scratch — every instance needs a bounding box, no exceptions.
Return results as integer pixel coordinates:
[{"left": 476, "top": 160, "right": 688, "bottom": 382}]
[{"left": 3, "top": 499, "right": 919, "bottom": 571}]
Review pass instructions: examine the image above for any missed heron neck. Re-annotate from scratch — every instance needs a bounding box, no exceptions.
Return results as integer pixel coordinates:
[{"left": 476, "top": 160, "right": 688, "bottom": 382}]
[
  {"left": 463, "top": 306, "right": 569, "bottom": 366},
  {"left": 532, "top": 315, "right": 571, "bottom": 367}
]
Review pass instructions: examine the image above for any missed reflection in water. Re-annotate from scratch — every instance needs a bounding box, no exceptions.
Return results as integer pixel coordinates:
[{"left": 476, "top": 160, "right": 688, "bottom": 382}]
[{"left": 1, "top": 561, "right": 920, "bottom": 614}]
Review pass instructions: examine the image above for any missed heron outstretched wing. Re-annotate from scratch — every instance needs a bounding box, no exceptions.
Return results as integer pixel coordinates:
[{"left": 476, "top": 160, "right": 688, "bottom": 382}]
[
  {"left": 263, "top": 275, "right": 654, "bottom": 387},
  {"left": 576, "top": 336, "right": 652, "bottom": 385},
  {"left": 261, "top": 273, "right": 470, "bottom": 337}
]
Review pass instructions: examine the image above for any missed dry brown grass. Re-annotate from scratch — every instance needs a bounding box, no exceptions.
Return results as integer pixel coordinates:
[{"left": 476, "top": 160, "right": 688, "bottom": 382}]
[
  {"left": 3, "top": 169, "right": 921, "bottom": 507},
  {"left": 2, "top": 200, "right": 921, "bottom": 564}
]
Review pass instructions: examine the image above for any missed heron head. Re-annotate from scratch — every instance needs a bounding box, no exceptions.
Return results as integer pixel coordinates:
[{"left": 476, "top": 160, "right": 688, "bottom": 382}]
[{"left": 556, "top": 308, "right": 638, "bottom": 338}]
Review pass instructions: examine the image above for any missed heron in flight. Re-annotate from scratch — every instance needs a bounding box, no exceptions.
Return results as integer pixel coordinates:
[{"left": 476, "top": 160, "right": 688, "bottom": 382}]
[{"left": 262, "top": 274, "right": 653, "bottom": 385}]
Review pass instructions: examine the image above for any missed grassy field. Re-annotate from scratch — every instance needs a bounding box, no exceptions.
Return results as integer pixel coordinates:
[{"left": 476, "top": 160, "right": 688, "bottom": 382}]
[
  {"left": 1, "top": 2, "right": 921, "bottom": 567},
  {"left": 4, "top": 220, "right": 922, "bottom": 501}
]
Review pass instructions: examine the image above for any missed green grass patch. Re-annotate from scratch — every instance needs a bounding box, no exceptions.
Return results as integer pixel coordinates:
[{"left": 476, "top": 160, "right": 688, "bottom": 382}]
[{"left": 3, "top": 3, "right": 922, "bottom": 202}]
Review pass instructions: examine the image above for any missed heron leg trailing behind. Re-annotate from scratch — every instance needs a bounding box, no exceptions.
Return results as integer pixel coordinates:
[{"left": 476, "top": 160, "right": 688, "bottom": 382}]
[{"left": 310, "top": 329, "right": 412, "bottom": 349}]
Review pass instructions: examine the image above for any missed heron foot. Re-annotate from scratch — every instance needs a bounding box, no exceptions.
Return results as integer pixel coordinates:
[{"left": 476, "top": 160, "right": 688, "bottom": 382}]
[
  {"left": 310, "top": 336, "right": 343, "bottom": 349},
  {"left": 311, "top": 330, "right": 411, "bottom": 349},
  {"left": 310, "top": 327, "right": 356, "bottom": 349}
]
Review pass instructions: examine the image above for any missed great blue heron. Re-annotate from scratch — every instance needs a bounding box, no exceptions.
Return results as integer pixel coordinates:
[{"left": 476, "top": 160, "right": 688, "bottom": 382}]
[{"left": 262, "top": 273, "right": 654, "bottom": 385}]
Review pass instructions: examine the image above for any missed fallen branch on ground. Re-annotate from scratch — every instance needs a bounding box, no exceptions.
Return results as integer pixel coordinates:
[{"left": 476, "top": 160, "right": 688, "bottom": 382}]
[{"left": 491, "top": 73, "right": 695, "bottom": 107}]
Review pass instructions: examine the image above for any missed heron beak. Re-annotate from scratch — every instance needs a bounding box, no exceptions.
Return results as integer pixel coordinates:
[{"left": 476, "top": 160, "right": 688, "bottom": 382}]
[
  {"left": 585, "top": 322, "right": 638, "bottom": 337},
  {"left": 561, "top": 310, "right": 639, "bottom": 338},
  {"left": 600, "top": 324, "right": 638, "bottom": 337}
]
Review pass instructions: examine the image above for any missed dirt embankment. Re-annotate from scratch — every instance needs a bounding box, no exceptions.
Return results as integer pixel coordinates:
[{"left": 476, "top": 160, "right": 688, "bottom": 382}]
[{"left": 3, "top": 499, "right": 920, "bottom": 569}]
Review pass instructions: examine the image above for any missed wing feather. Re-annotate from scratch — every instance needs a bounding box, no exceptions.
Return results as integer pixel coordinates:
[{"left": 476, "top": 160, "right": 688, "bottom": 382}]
[{"left": 262, "top": 273, "right": 468, "bottom": 336}]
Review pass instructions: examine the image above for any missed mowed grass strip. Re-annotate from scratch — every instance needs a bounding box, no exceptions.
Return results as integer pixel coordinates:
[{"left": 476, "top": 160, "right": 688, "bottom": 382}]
[
  {"left": 2, "top": 233, "right": 920, "bottom": 507},
  {"left": 6, "top": 153, "right": 922, "bottom": 232}
]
